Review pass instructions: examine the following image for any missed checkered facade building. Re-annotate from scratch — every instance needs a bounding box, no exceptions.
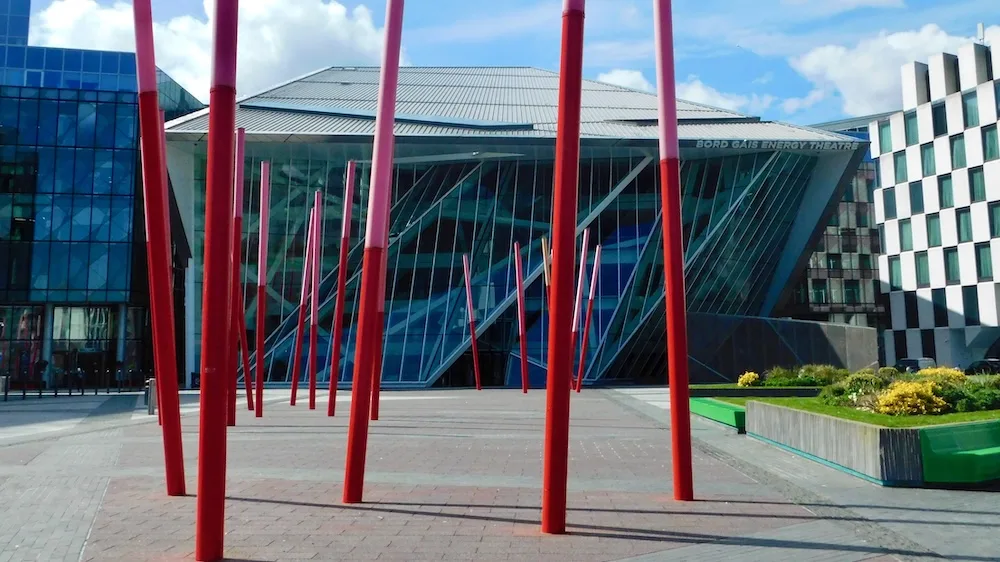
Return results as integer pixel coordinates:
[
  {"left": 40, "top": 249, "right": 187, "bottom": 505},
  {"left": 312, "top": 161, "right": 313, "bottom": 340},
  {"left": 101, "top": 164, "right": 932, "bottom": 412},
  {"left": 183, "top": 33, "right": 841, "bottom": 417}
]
[{"left": 874, "top": 42, "right": 1000, "bottom": 367}]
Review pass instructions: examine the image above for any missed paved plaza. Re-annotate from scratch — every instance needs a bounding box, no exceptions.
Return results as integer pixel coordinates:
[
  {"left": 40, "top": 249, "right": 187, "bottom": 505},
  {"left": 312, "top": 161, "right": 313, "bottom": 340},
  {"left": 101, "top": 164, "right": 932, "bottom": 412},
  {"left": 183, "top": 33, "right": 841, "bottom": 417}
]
[{"left": 0, "top": 388, "right": 997, "bottom": 561}]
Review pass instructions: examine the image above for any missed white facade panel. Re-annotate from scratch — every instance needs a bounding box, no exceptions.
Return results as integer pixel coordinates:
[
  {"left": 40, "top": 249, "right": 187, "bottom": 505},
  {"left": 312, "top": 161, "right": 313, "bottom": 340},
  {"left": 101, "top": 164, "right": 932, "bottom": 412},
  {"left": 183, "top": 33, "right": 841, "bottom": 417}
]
[
  {"left": 900, "top": 251, "right": 917, "bottom": 292},
  {"left": 902, "top": 61, "right": 931, "bottom": 110},
  {"left": 924, "top": 176, "right": 941, "bottom": 213},
  {"left": 939, "top": 208, "right": 958, "bottom": 247},
  {"left": 890, "top": 112, "right": 907, "bottom": 155},
  {"left": 958, "top": 242, "right": 978, "bottom": 286},
  {"left": 958, "top": 43, "right": 991, "bottom": 91},
  {"left": 928, "top": 247, "right": 946, "bottom": 286},
  {"left": 906, "top": 329, "right": 922, "bottom": 358},
  {"left": 916, "top": 102, "right": 935, "bottom": 145},
  {"left": 946, "top": 94, "right": 965, "bottom": 136},
  {"left": 978, "top": 282, "right": 998, "bottom": 327},
  {"left": 933, "top": 136, "right": 952, "bottom": 175},
  {"left": 946, "top": 285, "right": 965, "bottom": 328},
  {"left": 952, "top": 170, "right": 971, "bottom": 207},
  {"left": 912, "top": 213, "right": 929, "bottom": 251},
  {"left": 916, "top": 287, "right": 935, "bottom": 327},
  {"left": 965, "top": 127, "right": 985, "bottom": 168},
  {"left": 885, "top": 218, "right": 901, "bottom": 254},
  {"left": 979, "top": 80, "right": 999, "bottom": 125},
  {"left": 971, "top": 202, "right": 992, "bottom": 242},
  {"left": 890, "top": 291, "right": 907, "bottom": 330},
  {"left": 929, "top": 53, "right": 960, "bottom": 101}
]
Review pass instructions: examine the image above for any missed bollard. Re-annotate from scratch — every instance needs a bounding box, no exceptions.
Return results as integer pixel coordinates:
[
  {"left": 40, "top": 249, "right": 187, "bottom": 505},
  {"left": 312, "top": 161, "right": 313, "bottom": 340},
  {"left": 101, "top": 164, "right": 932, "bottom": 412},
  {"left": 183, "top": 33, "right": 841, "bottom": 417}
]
[
  {"left": 147, "top": 378, "right": 158, "bottom": 416},
  {"left": 1, "top": 374, "right": 7, "bottom": 402}
]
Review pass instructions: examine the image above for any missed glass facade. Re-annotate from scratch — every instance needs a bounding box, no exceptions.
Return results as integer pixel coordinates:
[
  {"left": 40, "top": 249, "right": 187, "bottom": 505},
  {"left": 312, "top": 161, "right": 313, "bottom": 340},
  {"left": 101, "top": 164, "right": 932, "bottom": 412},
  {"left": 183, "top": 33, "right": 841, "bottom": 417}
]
[{"left": 0, "top": 6, "right": 202, "bottom": 386}]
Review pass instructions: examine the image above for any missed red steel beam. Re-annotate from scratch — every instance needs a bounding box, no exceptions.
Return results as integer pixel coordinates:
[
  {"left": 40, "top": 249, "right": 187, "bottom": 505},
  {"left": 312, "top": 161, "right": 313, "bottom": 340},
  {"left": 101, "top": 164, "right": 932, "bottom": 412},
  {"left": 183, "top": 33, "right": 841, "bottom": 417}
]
[
  {"left": 131, "top": 0, "right": 184, "bottom": 497},
  {"left": 195, "top": 0, "right": 239, "bottom": 558},
  {"left": 289, "top": 205, "right": 316, "bottom": 405},
  {"left": 328, "top": 161, "right": 356, "bottom": 416},
  {"left": 255, "top": 162, "right": 271, "bottom": 418},
  {"left": 513, "top": 242, "right": 529, "bottom": 393},
  {"left": 654, "top": 0, "right": 694, "bottom": 501},
  {"left": 541, "top": 0, "right": 586, "bottom": 535},
  {"left": 309, "top": 191, "right": 322, "bottom": 410},
  {"left": 234, "top": 128, "right": 253, "bottom": 412},
  {"left": 462, "top": 254, "right": 483, "bottom": 391},
  {"left": 575, "top": 245, "right": 601, "bottom": 392},
  {"left": 569, "top": 228, "right": 590, "bottom": 388}
]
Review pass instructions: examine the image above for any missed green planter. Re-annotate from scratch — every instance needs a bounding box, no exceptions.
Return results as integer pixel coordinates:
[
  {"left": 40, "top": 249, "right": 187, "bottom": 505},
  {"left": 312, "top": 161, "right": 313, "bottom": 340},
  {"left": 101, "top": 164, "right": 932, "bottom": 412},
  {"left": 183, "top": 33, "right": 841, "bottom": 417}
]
[
  {"left": 919, "top": 421, "right": 1000, "bottom": 485},
  {"left": 690, "top": 398, "right": 745, "bottom": 432}
]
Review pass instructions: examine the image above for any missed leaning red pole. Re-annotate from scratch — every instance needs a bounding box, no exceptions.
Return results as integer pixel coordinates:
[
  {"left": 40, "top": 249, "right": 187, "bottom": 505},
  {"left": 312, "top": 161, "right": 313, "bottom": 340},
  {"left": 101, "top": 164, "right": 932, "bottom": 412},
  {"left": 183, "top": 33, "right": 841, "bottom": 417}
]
[
  {"left": 328, "top": 161, "right": 356, "bottom": 417},
  {"left": 157, "top": 109, "right": 167, "bottom": 428},
  {"left": 654, "top": 0, "right": 694, "bottom": 502},
  {"left": 513, "top": 242, "right": 529, "bottom": 393},
  {"left": 308, "top": 191, "right": 322, "bottom": 410},
  {"left": 575, "top": 246, "right": 601, "bottom": 392},
  {"left": 462, "top": 254, "right": 483, "bottom": 391},
  {"left": 569, "top": 228, "right": 590, "bottom": 388},
  {"left": 289, "top": 206, "right": 316, "bottom": 405},
  {"left": 195, "top": 0, "right": 239, "bottom": 558},
  {"left": 255, "top": 162, "right": 271, "bottom": 418},
  {"left": 131, "top": 0, "right": 184, "bottom": 497},
  {"left": 343, "top": 0, "right": 404, "bottom": 504},
  {"left": 542, "top": 0, "right": 586, "bottom": 535},
  {"left": 369, "top": 229, "right": 389, "bottom": 421},
  {"left": 233, "top": 128, "right": 254, "bottom": 412}
]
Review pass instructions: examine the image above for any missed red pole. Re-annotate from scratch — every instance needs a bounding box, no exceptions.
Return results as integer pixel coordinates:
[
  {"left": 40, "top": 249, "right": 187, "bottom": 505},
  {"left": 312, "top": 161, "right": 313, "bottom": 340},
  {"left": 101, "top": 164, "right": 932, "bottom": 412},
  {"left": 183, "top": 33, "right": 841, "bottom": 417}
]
[
  {"left": 255, "top": 161, "right": 271, "bottom": 418},
  {"left": 513, "top": 242, "right": 529, "bottom": 393},
  {"left": 343, "top": 0, "right": 404, "bottom": 504},
  {"left": 131, "top": 0, "right": 185, "bottom": 498},
  {"left": 655, "top": 0, "right": 694, "bottom": 502},
  {"left": 369, "top": 247, "right": 387, "bottom": 421},
  {"left": 575, "top": 246, "right": 601, "bottom": 392},
  {"left": 195, "top": 0, "right": 239, "bottom": 558},
  {"left": 569, "top": 228, "right": 590, "bottom": 388},
  {"left": 309, "top": 191, "right": 322, "bottom": 410},
  {"left": 232, "top": 128, "right": 254, "bottom": 412},
  {"left": 289, "top": 206, "right": 316, "bottom": 405},
  {"left": 462, "top": 254, "right": 483, "bottom": 391},
  {"left": 542, "top": 0, "right": 586, "bottom": 535},
  {"left": 328, "top": 161, "right": 356, "bottom": 417},
  {"left": 157, "top": 109, "right": 167, "bottom": 427}
]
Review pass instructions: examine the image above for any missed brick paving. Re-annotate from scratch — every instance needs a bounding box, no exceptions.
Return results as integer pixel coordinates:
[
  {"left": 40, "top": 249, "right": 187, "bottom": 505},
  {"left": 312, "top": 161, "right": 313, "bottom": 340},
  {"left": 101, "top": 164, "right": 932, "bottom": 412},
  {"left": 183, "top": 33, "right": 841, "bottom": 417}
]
[{"left": 0, "top": 389, "right": 990, "bottom": 561}]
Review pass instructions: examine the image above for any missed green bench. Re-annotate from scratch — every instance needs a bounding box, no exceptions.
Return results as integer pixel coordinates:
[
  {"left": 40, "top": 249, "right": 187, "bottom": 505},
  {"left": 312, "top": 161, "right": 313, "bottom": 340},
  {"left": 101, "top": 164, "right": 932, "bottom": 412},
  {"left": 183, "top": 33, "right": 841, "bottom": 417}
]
[
  {"left": 690, "top": 398, "right": 745, "bottom": 432},
  {"left": 919, "top": 421, "right": 1000, "bottom": 484}
]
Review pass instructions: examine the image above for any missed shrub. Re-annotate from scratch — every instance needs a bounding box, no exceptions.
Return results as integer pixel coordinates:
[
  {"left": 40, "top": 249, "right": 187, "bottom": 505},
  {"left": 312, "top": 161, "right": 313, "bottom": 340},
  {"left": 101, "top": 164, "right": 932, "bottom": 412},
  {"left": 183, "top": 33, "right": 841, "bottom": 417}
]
[
  {"left": 764, "top": 375, "right": 820, "bottom": 387},
  {"left": 737, "top": 371, "right": 761, "bottom": 387},
  {"left": 799, "top": 364, "right": 850, "bottom": 385},
  {"left": 819, "top": 384, "right": 850, "bottom": 406},
  {"left": 764, "top": 366, "right": 795, "bottom": 380},
  {"left": 915, "top": 367, "right": 965, "bottom": 385},
  {"left": 874, "top": 381, "right": 949, "bottom": 416},
  {"left": 853, "top": 368, "right": 876, "bottom": 377},
  {"left": 958, "top": 386, "right": 1000, "bottom": 411},
  {"left": 841, "top": 372, "right": 887, "bottom": 396},
  {"left": 877, "top": 366, "right": 901, "bottom": 381}
]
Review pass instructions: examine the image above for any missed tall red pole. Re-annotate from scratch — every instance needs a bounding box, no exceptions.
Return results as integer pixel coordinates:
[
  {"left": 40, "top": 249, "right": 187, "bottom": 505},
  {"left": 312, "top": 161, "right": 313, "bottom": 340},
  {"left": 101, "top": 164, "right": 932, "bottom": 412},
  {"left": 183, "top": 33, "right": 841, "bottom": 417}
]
[
  {"left": 308, "top": 191, "right": 322, "bottom": 410},
  {"left": 255, "top": 162, "right": 271, "bottom": 418},
  {"left": 569, "top": 228, "right": 590, "bottom": 388},
  {"left": 513, "top": 242, "right": 529, "bottom": 393},
  {"left": 289, "top": 206, "right": 316, "bottom": 405},
  {"left": 575, "top": 245, "right": 601, "bottom": 392},
  {"left": 344, "top": 0, "right": 404, "bottom": 504},
  {"left": 655, "top": 0, "right": 694, "bottom": 501},
  {"left": 132, "top": 0, "right": 184, "bottom": 497},
  {"left": 462, "top": 254, "right": 483, "bottom": 391},
  {"left": 156, "top": 109, "right": 167, "bottom": 427},
  {"left": 328, "top": 161, "right": 356, "bottom": 417},
  {"left": 195, "top": 0, "right": 239, "bottom": 558},
  {"left": 233, "top": 128, "right": 253, "bottom": 412},
  {"left": 369, "top": 234, "right": 388, "bottom": 421},
  {"left": 542, "top": 0, "right": 586, "bottom": 535}
]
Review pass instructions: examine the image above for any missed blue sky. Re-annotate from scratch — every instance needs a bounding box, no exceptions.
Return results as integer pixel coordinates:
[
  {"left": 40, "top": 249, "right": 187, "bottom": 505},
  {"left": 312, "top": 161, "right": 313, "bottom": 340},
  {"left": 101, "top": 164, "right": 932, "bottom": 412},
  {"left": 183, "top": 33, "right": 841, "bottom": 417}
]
[{"left": 30, "top": 0, "right": 1000, "bottom": 125}]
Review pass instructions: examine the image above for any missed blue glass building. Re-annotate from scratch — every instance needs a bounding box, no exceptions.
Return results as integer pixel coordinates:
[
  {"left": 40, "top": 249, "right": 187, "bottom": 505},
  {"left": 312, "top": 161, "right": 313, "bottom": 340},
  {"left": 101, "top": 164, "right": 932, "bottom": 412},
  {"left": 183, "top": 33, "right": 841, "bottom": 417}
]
[
  {"left": 0, "top": 0, "right": 201, "bottom": 389},
  {"left": 167, "top": 66, "right": 878, "bottom": 389}
]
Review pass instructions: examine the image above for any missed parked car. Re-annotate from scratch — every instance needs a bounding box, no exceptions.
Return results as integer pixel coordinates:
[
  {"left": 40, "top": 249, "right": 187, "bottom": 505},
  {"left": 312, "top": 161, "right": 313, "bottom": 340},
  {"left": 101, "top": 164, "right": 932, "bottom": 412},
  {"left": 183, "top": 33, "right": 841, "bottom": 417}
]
[
  {"left": 965, "top": 359, "right": 1000, "bottom": 376},
  {"left": 893, "top": 357, "right": 936, "bottom": 373}
]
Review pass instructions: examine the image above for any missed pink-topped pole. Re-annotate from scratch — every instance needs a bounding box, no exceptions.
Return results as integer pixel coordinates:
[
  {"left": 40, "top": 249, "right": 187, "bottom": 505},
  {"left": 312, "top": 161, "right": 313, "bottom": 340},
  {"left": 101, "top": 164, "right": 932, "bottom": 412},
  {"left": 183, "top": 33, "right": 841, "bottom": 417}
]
[
  {"left": 575, "top": 245, "right": 601, "bottom": 392},
  {"left": 569, "top": 228, "right": 590, "bottom": 387},
  {"left": 654, "top": 0, "right": 693, "bottom": 502},
  {"left": 229, "top": 128, "right": 253, "bottom": 423},
  {"left": 513, "top": 242, "right": 529, "bottom": 393},
  {"left": 462, "top": 254, "right": 483, "bottom": 391},
  {"left": 308, "top": 191, "right": 322, "bottom": 410},
  {"left": 195, "top": 0, "right": 239, "bottom": 558},
  {"left": 328, "top": 161, "right": 356, "bottom": 417},
  {"left": 542, "top": 0, "right": 586, "bottom": 536},
  {"left": 343, "top": 0, "right": 405, "bottom": 504},
  {"left": 131, "top": 0, "right": 184, "bottom": 497},
  {"left": 289, "top": 206, "right": 316, "bottom": 405},
  {"left": 157, "top": 109, "right": 167, "bottom": 427},
  {"left": 255, "top": 162, "right": 271, "bottom": 418},
  {"left": 369, "top": 209, "right": 390, "bottom": 421}
]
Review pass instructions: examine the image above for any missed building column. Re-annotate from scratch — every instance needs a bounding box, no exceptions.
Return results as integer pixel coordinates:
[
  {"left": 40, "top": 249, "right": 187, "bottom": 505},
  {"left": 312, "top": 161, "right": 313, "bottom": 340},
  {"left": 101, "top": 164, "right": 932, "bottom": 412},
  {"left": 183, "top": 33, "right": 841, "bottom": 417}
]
[
  {"left": 41, "top": 304, "right": 54, "bottom": 387},
  {"left": 116, "top": 304, "right": 127, "bottom": 364}
]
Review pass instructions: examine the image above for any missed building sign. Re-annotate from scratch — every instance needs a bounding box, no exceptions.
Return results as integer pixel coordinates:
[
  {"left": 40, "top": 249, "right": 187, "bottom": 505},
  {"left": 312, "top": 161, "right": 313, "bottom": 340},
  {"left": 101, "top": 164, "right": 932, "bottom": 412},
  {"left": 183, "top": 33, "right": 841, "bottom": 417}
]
[{"left": 684, "top": 140, "right": 864, "bottom": 151}]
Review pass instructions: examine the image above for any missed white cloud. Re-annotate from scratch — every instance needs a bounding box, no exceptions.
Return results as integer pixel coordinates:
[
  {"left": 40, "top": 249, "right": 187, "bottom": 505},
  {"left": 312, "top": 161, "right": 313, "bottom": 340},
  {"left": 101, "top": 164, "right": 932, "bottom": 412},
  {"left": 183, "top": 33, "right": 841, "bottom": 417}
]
[
  {"left": 596, "top": 69, "right": 654, "bottom": 92},
  {"left": 30, "top": 0, "right": 394, "bottom": 102},
  {"left": 786, "top": 23, "right": 1000, "bottom": 116},
  {"left": 677, "top": 75, "right": 776, "bottom": 114}
]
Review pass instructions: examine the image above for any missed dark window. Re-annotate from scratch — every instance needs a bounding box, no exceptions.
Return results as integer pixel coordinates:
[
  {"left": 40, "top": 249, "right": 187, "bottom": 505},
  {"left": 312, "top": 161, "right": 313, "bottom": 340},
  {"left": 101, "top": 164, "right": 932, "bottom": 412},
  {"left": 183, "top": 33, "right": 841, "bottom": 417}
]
[
  {"left": 812, "top": 280, "right": 828, "bottom": 304},
  {"left": 963, "top": 92, "right": 980, "bottom": 128},
  {"left": 927, "top": 213, "right": 942, "bottom": 247},
  {"left": 883, "top": 187, "right": 897, "bottom": 219},
  {"left": 983, "top": 124, "right": 999, "bottom": 162},
  {"left": 970, "top": 166, "right": 986, "bottom": 202},
  {"left": 921, "top": 329, "right": 937, "bottom": 360},
  {"left": 951, "top": 134, "right": 967, "bottom": 169},
  {"left": 859, "top": 254, "right": 873, "bottom": 270},
  {"left": 899, "top": 219, "right": 913, "bottom": 251},
  {"left": 957, "top": 208, "right": 973, "bottom": 243},
  {"left": 991, "top": 202, "right": 1000, "bottom": 237},
  {"left": 905, "top": 292, "right": 919, "bottom": 329},
  {"left": 916, "top": 251, "right": 930, "bottom": 287},
  {"left": 894, "top": 151, "right": 908, "bottom": 183},
  {"left": 977, "top": 243, "right": 993, "bottom": 281},
  {"left": 964, "top": 285, "right": 980, "bottom": 326},
  {"left": 932, "top": 103, "right": 947, "bottom": 137},
  {"left": 932, "top": 288, "right": 948, "bottom": 327},
  {"left": 829, "top": 211, "right": 840, "bottom": 227},
  {"left": 938, "top": 175, "right": 953, "bottom": 208},
  {"left": 845, "top": 280, "right": 862, "bottom": 304},
  {"left": 889, "top": 256, "right": 903, "bottom": 290},
  {"left": 909, "top": 182, "right": 924, "bottom": 214},
  {"left": 944, "top": 248, "right": 961, "bottom": 284},
  {"left": 904, "top": 111, "right": 919, "bottom": 146},
  {"left": 879, "top": 120, "right": 892, "bottom": 153},
  {"left": 894, "top": 331, "right": 908, "bottom": 361},
  {"left": 827, "top": 253, "right": 842, "bottom": 269},
  {"left": 857, "top": 203, "right": 870, "bottom": 227},
  {"left": 921, "top": 143, "right": 935, "bottom": 176}
]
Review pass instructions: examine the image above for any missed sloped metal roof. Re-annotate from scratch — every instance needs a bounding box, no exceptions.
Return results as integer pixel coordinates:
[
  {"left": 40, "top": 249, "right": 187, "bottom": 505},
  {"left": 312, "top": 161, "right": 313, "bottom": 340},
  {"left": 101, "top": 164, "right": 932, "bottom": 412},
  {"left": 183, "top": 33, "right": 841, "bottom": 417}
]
[{"left": 166, "top": 66, "right": 854, "bottom": 144}]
